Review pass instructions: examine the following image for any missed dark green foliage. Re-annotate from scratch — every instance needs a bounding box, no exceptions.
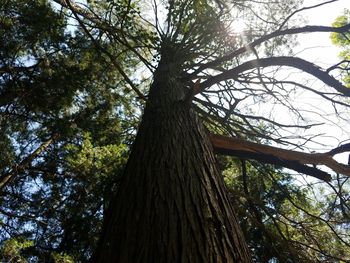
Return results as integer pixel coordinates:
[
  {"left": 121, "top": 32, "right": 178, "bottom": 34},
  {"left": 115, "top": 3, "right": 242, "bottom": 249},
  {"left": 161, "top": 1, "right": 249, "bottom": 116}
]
[{"left": 0, "top": 0, "right": 134, "bottom": 261}]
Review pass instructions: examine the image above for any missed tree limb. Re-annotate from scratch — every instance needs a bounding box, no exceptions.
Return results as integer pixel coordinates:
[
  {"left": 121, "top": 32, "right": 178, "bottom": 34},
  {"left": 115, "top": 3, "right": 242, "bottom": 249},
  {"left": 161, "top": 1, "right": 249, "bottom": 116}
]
[
  {"left": 201, "top": 56, "right": 350, "bottom": 96},
  {"left": 189, "top": 23, "right": 350, "bottom": 77},
  {"left": 210, "top": 133, "right": 350, "bottom": 181},
  {"left": 278, "top": 0, "right": 339, "bottom": 30},
  {"left": 190, "top": 24, "right": 350, "bottom": 77},
  {"left": 0, "top": 134, "right": 58, "bottom": 191},
  {"left": 328, "top": 143, "right": 350, "bottom": 156},
  {"left": 63, "top": 0, "right": 146, "bottom": 101}
]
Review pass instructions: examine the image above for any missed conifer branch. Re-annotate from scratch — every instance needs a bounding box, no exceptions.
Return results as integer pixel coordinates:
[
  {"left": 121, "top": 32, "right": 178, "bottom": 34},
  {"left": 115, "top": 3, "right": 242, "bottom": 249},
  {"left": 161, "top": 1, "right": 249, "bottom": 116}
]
[
  {"left": 63, "top": 0, "right": 146, "bottom": 101},
  {"left": 0, "top": 134, "right": 59, "bottom": 191}
]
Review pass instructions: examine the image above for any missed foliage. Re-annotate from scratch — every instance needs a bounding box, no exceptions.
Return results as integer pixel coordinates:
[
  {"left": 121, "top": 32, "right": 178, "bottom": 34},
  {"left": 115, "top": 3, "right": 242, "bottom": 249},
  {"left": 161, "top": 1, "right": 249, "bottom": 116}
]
[
  {"left": 223, "top": 159, "right": 350, "bottom": 262},
  {"left": 0, "top": 238, "right": 33, "bottom": 262},
  {"left": 0, "top": 0, "right": 134, "bottom": 261},
  {"left": 331, "top": 9, "right": 350, "bottom": 86}
]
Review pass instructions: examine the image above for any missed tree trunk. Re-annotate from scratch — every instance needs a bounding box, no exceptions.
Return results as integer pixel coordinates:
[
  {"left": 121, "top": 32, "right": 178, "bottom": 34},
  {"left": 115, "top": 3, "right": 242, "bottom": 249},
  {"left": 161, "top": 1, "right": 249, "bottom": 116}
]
[{"left": 92, "top": 55, "right": 252, "bottom": 262}]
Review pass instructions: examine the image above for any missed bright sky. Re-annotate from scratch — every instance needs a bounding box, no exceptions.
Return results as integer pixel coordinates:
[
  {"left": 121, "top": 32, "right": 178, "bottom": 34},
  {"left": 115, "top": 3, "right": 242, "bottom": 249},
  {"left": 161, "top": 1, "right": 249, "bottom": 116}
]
[
  {"left": 219, "top": 1, "right": 350, "bottom": 160},
  {"left": 295, "top": 0, "right": 349, "bottom": 164},
  {"left": 232, "top": 0, "right": 350, "bottom": 171},
  {"left": 297, "top": 0, "right": 348, "bottom": 65}
]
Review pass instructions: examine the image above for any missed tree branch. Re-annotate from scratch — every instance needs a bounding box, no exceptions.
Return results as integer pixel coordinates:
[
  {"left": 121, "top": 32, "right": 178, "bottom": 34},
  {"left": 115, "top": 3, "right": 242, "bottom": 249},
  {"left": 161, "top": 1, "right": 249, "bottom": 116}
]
[
  {"left": 55, "top": 0, "right": 154, "bottom": 69},
  {"left": 63, "top": 0, "right": 146, "bottom": 101},
  {"left": 278, "top": 0, "right": 339, "bottom": 30},
  {"left": 0, "top": 134, "right": 59, "bottom": 191},
  {"left": 328, "top": 143, "right": 350, "bottom": 156},
  {"left": 201, "top": 56, "right": 350, "bottom": 96},
  {"left": 189, "top": 23, "right": 350, "bottom": 77},
  {"left": 210, "top": 133, "right": 350, "bottom": 181}
]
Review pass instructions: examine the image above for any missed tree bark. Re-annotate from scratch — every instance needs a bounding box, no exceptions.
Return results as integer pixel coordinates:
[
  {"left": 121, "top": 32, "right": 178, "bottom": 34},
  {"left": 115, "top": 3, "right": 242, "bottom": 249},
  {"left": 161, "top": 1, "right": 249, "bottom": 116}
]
[{"left": 92, "top": 56, "right": 252, "bottom": 262}]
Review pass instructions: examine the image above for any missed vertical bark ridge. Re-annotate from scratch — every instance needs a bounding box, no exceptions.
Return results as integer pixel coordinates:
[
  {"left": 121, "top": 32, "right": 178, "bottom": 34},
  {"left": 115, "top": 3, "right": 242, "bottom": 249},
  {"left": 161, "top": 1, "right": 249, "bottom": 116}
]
[{"left": 93, "top": 61, "right": 252, "bottom": 262}]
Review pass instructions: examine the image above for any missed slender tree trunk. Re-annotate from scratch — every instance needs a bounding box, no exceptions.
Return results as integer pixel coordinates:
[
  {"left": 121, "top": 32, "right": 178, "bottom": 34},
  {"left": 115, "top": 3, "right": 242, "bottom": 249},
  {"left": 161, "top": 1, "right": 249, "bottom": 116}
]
[{"left": 92, "top": 55, "right": 252, "bottom": 262}]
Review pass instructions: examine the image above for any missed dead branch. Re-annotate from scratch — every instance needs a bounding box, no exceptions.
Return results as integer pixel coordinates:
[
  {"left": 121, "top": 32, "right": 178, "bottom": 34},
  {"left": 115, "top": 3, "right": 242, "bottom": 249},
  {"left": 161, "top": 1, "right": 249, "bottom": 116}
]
[{"left": 210, "top": 133, "right": 350, "bottom": 181}]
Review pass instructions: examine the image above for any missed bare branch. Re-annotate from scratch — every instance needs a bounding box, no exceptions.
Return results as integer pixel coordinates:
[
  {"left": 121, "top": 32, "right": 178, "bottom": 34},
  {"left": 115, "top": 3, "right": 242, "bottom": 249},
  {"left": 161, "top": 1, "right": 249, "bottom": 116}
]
[
  {"left": 278, "top": 0, "right": 339, "bottom": 30},
  {"left": 189, "top": 23, "right": 350, "bottom": 77},
  {"left": 328, "top": 143, "right": 350, "bottom": 156},
  {"left": 210, "top": 133, "right": 350, "bottom": 181},
  {"left": 201, "top": 56, "right": 350, "bottom": 96}
]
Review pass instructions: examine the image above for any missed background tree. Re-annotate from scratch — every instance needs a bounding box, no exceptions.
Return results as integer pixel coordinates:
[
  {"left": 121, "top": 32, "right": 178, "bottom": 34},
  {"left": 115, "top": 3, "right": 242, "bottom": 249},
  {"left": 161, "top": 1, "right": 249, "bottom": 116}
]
[
  {"left": 1, "top": 0, "right": 350, "bottom": 262},
  {"left": 0, "top": 0, "right": 136, "bottom": 260},
  {"left": 331, "top": 8, "right": 350, "bottom": 86}
]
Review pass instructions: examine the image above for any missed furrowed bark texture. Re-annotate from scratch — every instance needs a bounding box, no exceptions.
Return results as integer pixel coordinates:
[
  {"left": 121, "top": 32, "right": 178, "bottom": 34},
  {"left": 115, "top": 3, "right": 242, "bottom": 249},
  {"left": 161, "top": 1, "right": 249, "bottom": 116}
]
[{"left": 93, "top": 57, "right": 252, "bottom": 262}]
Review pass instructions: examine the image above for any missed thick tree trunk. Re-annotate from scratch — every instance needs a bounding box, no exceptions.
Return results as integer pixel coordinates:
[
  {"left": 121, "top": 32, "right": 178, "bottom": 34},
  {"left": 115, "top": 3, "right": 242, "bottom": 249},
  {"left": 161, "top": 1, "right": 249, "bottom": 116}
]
[{"left": 92, "top": 57, "right": 252, "bottom": 262}]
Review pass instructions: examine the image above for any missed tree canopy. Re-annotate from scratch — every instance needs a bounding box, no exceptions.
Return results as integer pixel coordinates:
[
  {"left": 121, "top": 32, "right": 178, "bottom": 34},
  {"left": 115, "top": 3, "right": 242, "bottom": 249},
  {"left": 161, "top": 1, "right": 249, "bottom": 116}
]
[{"left": 1, "top": 0, "right": 350, "bottom": 262}]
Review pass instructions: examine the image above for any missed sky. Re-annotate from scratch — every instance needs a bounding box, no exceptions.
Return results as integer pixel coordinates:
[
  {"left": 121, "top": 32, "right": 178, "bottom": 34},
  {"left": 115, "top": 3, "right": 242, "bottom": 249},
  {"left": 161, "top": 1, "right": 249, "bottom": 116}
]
[
  {"left": 231, "top": 0, "right": 350, "bottom": 169},
  {"left": 294, "top": 0, "right": 349, "bottom": 164},
  {"left": 297, "top": 0, "right": 348, "bottom": 64},
  {"left": 216, "top": 0, "right": 350, "bottom": 164}
]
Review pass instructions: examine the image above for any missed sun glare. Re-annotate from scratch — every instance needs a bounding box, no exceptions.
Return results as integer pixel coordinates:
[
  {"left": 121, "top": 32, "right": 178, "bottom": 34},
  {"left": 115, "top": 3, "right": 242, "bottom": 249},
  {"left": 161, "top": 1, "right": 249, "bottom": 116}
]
[{"left": 231, "top": 18, "right": 246, "bottom": 34}]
